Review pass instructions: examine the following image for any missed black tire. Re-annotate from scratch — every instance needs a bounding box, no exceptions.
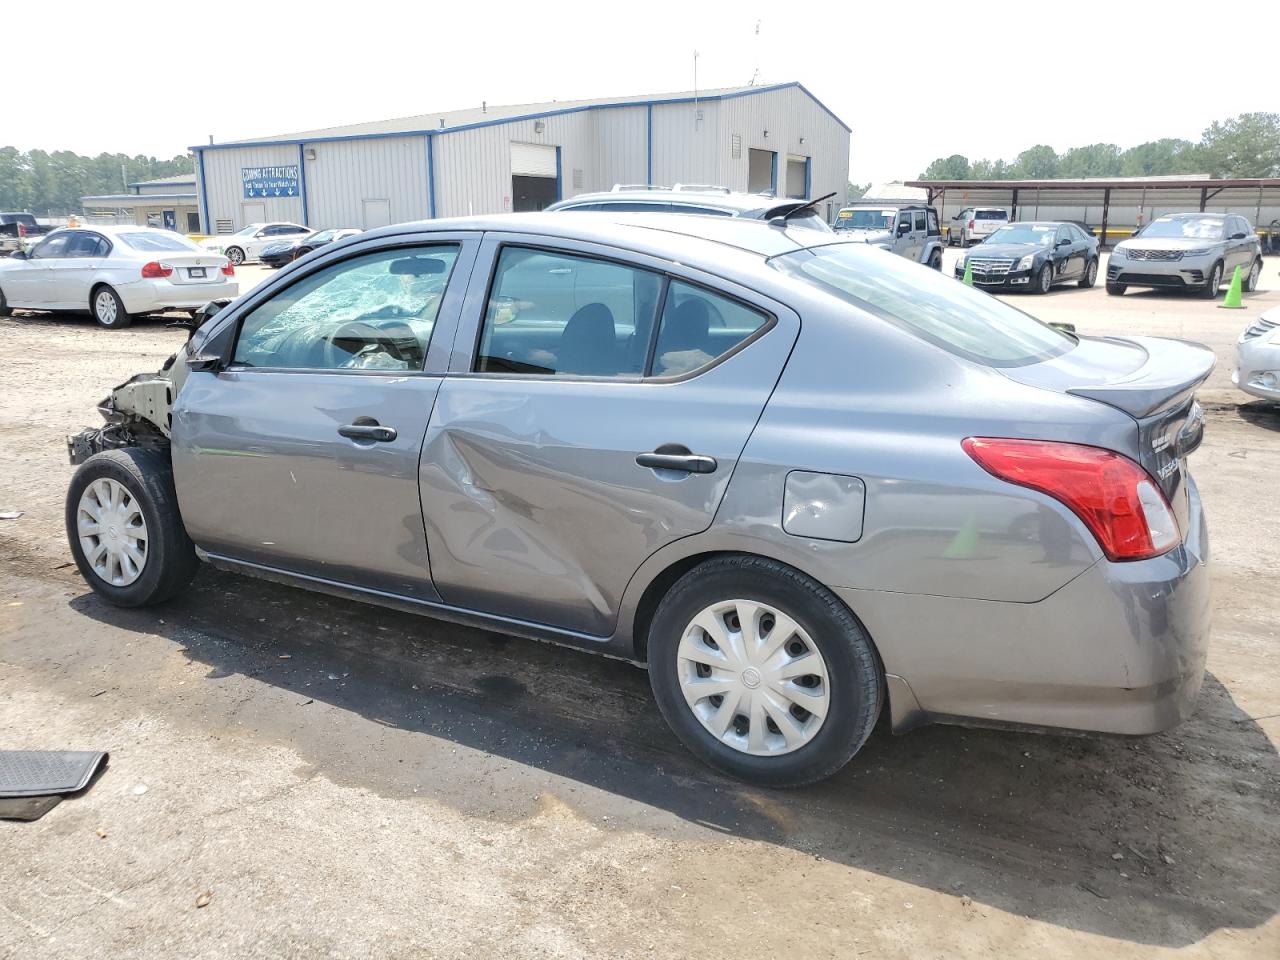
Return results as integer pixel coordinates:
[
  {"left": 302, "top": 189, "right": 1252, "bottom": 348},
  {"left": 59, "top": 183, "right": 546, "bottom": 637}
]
[
  {"left": 226, "top": 246, "right": 245, "bottom": 266},
  {"left": 1244, "top": 257, "right": 1263, "bottom": 293},
  {"left": 65, "top": 448, "right": 199, "bottom": 607},
  {"left": 1034, "top": 263, "right": 1052, "bottom": 294},
  {"left": 0, "top": 285, "right": 10, "bottom": 316},
  {"left": 928, "top": 249, "right": 942, "bottom": 271},
  {"left": 1079, "top": 258, "right": 1098, "bottom": 288},
  {"left": 90, "top": 285, "right": 132, "bottom": 329},
  {"left": 1106, "top": 281, "right": 1126, "bottom": 296},
  {"left": 1201, "top": 261, "right": 1223, "bottom": 299},
  {"left": 647, "top": 556, "right": 883, "bottom": 788}
]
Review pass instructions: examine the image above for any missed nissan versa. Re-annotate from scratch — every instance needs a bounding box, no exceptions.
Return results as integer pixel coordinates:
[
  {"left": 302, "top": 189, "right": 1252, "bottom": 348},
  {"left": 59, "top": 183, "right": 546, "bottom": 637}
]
[{"left": 63, "top": 213, "right": 1213, "bottom": 787}]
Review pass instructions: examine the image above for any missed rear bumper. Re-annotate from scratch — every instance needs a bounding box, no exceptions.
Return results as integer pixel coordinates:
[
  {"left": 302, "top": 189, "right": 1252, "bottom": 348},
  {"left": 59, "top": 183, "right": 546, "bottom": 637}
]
[
  {"left": 842, "top": 475, "right": 1211, "bottom": 736},
  {"left": 116, "top": 278, "right": 239, "bottom": 314}
]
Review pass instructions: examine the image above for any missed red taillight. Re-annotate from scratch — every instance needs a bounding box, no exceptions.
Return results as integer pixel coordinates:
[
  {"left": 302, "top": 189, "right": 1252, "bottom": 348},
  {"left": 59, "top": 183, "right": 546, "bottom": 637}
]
[
  {"left": 962, "top": 437, "right": 1180, "bottom": 561},
  {"left": 141, "top": 261, "right": 173, "bottom": 279},
  {"left": 17, "top": 223, "right": 27, "bottom": 238},
  {"left": 968, "top": 219, "right": 975, "bottom": 230},
  {"left": 220, "top": 263, "right": 234, "bottom": 276}
]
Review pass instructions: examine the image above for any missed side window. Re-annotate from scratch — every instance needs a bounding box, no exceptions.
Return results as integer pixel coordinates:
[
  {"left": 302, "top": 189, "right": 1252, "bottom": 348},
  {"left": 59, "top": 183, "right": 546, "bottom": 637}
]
[
  {"left": 1055, "top": 227, "right": 1069, "bottom": 246},
  {"left": 651, "top": 281, "right": 769, "bottom": 378},
  {"left": 671, "top": 205, "right": 734, "bottom": 218},
  {"left": 895, "top": 212, "right": 911, "bottom": 233},
  {"left": 597, "top": 201, "right": 674, "bottom": 213},
  {"left": 232, "top": 244, "right": 460, "bottom": 371},
  {"left": 30, "top": 234, "right": 70, "bottom": 259},
  {"left": 476, "top": 247, "right": 662, "bottom": 378},
  {"left": 927, "top": 210, "right": 940, "bottom": 234},
  {"left": 67, "top": 232, "right": 108, "bottom": 257},
  {"left": 913, "top": 210, "right": 927, "bottom": 232}
]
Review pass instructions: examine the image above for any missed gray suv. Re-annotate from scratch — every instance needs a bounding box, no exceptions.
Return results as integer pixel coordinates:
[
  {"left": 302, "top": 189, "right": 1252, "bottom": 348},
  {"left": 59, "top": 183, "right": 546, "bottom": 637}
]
[
  {"left": 64, "top": 213, "right": 1212, "bottom": 787},
  {"left": 832, "top": 203, "right": 946, "bottom": 269},
  {"left": 1107, "top": 213, "right": 1263, "bottom": 297}
]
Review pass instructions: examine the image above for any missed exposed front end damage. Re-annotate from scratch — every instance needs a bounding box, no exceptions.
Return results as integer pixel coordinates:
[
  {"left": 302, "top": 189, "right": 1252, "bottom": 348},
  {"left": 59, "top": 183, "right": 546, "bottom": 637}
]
[{"left": 67, "top": 299, "right": 230, "bottom": 465}]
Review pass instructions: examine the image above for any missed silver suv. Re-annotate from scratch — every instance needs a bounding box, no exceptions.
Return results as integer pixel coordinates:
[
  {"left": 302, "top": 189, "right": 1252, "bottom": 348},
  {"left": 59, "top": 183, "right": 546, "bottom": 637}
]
[
  {"left": 547, "top": 184, "right": 832, "bottom": 233},
  {"left": 1107, "top": 213, "right": 1263, "bottom": 298},
  {"left": 949, "top": 207, "right": 1009, "bottom": 247},
  {"left": 832, "top": 203, "right": 946, "bottom": 269}
]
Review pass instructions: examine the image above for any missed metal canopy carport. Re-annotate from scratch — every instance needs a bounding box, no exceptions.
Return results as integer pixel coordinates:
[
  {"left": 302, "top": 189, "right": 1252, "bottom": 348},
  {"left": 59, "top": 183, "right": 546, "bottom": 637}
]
[{"left": 906, "top": 177, "right": 1280, "bottom": 247}]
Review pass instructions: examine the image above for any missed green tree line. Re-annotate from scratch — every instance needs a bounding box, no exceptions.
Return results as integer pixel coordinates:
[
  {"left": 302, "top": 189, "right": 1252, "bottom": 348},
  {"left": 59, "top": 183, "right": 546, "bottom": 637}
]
[
  {"left": 0, "top": 147, "right": 194, "bottom": 216},
  {"left": 918, "top": 112, "right": 1280, "bottom": 181}
]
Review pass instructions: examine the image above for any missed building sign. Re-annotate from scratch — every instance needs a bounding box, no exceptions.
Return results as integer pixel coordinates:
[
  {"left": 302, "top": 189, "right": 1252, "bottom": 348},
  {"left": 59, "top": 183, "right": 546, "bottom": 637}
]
[{"left": 242, "top": 164, "right": 299, "bottom": 199}]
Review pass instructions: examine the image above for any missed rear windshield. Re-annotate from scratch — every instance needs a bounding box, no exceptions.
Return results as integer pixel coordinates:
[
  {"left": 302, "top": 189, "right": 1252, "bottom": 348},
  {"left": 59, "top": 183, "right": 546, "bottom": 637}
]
[
  {"left": 770, "top": 244, "right": 1074, "bottom": 367},
  {"left": 119, "top": 232, "right": 200, "bottom": 252},
  {"left": 975, "top": 210, "right": 1008, "bottom": 220}
]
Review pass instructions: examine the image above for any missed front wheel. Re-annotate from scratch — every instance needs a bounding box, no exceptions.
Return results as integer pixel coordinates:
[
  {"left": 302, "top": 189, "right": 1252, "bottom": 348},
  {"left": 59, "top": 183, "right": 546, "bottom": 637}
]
[
  {"left": 65, "top": 448, "right": 200, "bottom": 607},
  {"left": 1244, "top": 258, "right": 1263, "bottom": 293},
  {"left": 1034, "top": 263, "right": 1052, "bottom": 294},
  {"left": 1106, "top": 281, "right": 1126, "bottom": 296},
  {"left": 1201, "top": 261, "right": 1223, "bottom": 299},
  {"left": 1079, "top": 258, "right": 1098, "bottom": 288},
  {"left": 647, "top": 556, "right": 882, "bottom": 787},
  {"left": 91, "top": 286, "right": 131, "bottom": 328}
]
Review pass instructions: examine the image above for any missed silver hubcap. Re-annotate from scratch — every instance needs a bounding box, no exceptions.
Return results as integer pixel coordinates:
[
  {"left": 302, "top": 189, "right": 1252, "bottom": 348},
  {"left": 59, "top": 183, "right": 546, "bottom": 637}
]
[
  {"left": 77, "top": 478, "right": 148, "bottom": 586},
  {"left": 95, "top": 291, "right": 117, "bottom": 324},
  {"left": 677, "top": 599, "right": 830, "bottom": 756}
]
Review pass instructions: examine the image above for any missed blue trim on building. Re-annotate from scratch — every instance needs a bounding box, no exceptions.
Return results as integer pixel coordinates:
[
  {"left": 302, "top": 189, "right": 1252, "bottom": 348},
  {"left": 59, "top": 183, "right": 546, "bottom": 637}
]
[
  {"left": 197, "top": 149, "right": 210, "bottom": 234},
  {"left": 646, "top": 104, "right": 654, "bottom": 186},
  {"left": 804, "top": 156, "right": 811, "bottom": 199},
  {"left": 297, "top": 144, "right": 310, "bottom": 225},
  {"left": 426, "top": 133, "right": 437, "bottom": 218},
  {"left": 555, "top": 146, "right": 563, "bottom": 202},
  {"left": 770, "top": 152, "right": 778, "bottom": 196},
  {"left": 188, "top": 81, "right": 850, "bottom": 152}
]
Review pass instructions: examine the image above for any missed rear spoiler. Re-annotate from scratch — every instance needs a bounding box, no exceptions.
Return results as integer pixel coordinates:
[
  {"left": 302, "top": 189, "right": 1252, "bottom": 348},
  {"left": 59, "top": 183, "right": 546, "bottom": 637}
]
[{"left": 1066, "top": 336, "right": 1216, "bottom": 419}]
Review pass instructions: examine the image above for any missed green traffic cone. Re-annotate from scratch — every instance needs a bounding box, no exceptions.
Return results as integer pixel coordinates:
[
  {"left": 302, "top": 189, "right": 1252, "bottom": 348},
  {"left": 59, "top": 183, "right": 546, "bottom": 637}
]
[
  {"left": 1218, "top": 265, "right": 1246, "bottom": 309},
  {"left": 962, "top": 258, "right": 974, "bottom": 287}
]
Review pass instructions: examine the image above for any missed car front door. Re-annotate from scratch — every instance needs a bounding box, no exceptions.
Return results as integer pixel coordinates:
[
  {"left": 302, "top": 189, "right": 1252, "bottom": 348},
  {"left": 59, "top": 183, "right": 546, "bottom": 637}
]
[
  {"left": 892, "top": 212, "right": 913, "bottom": 257},
  {"left": 4, "top": 232, "right": 71, "bottom": 306},
  {"left": 1227, "top": 217, "right": 1253, "bottom": 272},
  {"left": 419, "top": 235, "right": 800, "bottom": 636},
  {"left": 170, "top": 234, "right": 479, "bottom": 600},
  {"left": 1051, "top": 226, "right": 1077, "bottom": 280}
]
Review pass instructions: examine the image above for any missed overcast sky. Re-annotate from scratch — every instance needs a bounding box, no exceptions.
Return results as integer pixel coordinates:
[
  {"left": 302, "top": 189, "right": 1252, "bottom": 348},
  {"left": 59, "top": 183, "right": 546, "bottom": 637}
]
[{"left": 8, "top": 1, "right": 1275, "bottom": 184}]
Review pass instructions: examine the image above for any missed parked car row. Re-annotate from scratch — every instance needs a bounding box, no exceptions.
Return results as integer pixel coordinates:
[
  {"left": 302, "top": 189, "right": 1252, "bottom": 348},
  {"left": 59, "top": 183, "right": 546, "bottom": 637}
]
[
  {"left": 259, "top": 228, "right": 363, "bottom": 268},
  {"left": 199, "top": 222, "right": 310, "bottom": 265}
]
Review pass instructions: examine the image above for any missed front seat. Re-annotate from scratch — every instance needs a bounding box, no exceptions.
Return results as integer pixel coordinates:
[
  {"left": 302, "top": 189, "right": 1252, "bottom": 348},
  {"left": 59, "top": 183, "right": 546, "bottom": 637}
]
[{"left": 556, "top": 302, "right": 616, "bottom": 375}]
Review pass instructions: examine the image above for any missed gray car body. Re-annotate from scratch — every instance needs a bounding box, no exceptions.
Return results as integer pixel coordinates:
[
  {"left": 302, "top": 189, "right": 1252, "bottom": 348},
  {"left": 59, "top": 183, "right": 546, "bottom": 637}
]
[{"left": 158, "top": 212, "right": 1211, "bottom": 738}]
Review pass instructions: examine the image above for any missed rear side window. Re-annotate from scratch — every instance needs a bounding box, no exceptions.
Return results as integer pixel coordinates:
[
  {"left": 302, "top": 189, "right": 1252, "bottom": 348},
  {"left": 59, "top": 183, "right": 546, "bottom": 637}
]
[
  {"left": 913, "top": 211, "right": 927, "bottom": 231},
  {"left": 771, "top": 244, "right": 1073, "bottom": 368},
  {"left": 67, "top": 232, "right": 109, "bottom": 257},
  {"left": 652, "top": 281, "right": 769, "bottom": 377},
  {"left": 234, "top": 245, "right": 459, "bottom": 370},
  {"left": 476, "top": 247, "right": 662, "bottom": 377}
]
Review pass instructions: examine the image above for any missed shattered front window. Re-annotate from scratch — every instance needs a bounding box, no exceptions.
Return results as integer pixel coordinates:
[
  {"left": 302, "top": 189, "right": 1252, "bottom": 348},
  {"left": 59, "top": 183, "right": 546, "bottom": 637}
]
[{"left": 232, "top": 245, "right": 460, "bottom": 370}]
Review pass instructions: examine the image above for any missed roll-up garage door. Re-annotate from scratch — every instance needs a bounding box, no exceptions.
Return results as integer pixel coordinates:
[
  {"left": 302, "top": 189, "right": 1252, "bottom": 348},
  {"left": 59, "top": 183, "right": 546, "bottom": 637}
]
[{"left": 511, "top": 142, "right": 557, "bottom": 177}]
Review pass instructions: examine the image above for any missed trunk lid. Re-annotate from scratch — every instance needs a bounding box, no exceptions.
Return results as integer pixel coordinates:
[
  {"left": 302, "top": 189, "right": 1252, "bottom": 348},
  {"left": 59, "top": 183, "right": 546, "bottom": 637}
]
[
  {"left": 1001, "top": 334, "right": 1215, "bottom": 532},
  {"left": 153, "top": 252, "right": 229, "bottom": 285}
]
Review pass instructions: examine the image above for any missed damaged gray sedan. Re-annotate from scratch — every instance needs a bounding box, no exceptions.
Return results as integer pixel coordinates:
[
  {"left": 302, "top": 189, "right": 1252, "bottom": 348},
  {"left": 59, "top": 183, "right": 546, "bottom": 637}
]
[{"left": 66, "top": 213, "right": 1213, "bottom": 786}]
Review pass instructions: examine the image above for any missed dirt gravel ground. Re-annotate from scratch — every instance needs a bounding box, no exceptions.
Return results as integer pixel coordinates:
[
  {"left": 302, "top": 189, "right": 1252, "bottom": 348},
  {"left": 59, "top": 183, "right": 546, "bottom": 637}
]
[{"left": 1, "top": 256, "right": 1278, "bottom": 959}]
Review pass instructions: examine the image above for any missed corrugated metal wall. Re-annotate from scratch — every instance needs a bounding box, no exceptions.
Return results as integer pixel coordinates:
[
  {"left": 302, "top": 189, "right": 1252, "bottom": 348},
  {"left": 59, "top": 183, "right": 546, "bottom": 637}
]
[
  {"left": 650, "top": 100, "right": 722, "bottom": 188},
  {"left": 305, "top": 135, "right": 429, "bottom": 229},
  {"left": 200, "top": 144, "right": 304, "bottom": 232}
]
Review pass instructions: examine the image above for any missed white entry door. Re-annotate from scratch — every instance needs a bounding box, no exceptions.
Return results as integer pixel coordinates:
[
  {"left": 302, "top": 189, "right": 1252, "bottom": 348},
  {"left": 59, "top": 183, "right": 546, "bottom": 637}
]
[
  {"left": 241, "top": 201, "right": 266, "bottom": 226},
  {"left": 362, "top": 198, "right": 392, "bottom": 229}
]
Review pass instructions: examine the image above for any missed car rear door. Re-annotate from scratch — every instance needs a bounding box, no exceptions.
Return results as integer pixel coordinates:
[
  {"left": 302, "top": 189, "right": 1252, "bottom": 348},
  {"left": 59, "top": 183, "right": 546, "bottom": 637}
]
[
  {"left": 171, "top": 232, "right": 480, "bottom": 600},
  {"left": 419, "top": 234, "right": 799, "bottom": 636},
  {"left": 49, "top": 231, "right": 108, "bottom": 306}
]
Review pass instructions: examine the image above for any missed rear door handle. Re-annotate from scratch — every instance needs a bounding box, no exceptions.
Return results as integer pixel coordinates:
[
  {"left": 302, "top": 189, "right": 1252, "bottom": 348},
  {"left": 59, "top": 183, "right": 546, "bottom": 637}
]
[
  {"left": 636, "top": 445, "right": 718, "bottom": 474},
  {"left": 338, "top": 421, "right": 397, "bottom": 442}
]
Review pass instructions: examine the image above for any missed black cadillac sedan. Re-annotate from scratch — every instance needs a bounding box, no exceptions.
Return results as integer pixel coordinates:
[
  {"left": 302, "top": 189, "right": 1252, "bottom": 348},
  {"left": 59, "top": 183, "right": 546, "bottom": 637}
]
[
  {"left": 955, "top": 221, "right": 1099, "bottom": 293},
  {"left": 259, "top": 228, "right": 362, "bottom": 268}
]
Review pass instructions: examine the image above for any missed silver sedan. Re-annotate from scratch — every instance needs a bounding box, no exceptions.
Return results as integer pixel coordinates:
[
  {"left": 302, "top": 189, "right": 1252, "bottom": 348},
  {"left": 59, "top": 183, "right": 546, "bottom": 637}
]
[{"left": 63, "top": 212, "right": 1213, "bottom": 786}]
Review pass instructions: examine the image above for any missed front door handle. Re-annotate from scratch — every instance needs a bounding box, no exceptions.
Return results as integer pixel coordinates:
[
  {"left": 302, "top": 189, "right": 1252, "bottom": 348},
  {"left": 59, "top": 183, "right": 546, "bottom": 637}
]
[
  {"left": 338, "top": 421, "right": 397, "bottom": 442},
  {"left": 636, "top": 444, "right": 717, "bottom": 474}
]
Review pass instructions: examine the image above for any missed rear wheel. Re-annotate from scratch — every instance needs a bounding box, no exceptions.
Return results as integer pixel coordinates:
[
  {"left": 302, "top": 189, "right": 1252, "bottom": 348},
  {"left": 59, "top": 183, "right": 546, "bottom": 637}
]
[
  {"left": 0, "top": 286, "right": 10, "bottom": 317},
  {"left": 1079, "top": 258, "right": 1098, "bottom": 288},
  {"left": 1106, "top": 281, "right": 1126, "bottom": 296},
  {"left": 1244, "top": 257, "right": 1263, "bottom": 293},
  {"left": 91, "top": 286, "right": 131, "bottom": 329},
  {"left": 928, "top": 249, "right": 942, "bottom": 270},
  {"left": 1034, "top": 263, "right": 1052, "bottom": 294},
  {"left": 647, "top": 556, "right": 882, "bottom": 787},
  {"left": 225, "top": 246, "right": 245, "bottom": 266},
  {"left": 1201, "top": 261, "right": 1223, "bottom": 299},
  {"left": 65, "top": 448, "right": 199, "bottom": 607}
]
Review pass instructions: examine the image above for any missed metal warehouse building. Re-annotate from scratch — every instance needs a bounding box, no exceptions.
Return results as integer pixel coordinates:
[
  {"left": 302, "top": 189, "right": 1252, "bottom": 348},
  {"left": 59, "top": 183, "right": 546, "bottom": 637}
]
[{"left": 193, "top": 82, "right": 850, "bottom": 235}]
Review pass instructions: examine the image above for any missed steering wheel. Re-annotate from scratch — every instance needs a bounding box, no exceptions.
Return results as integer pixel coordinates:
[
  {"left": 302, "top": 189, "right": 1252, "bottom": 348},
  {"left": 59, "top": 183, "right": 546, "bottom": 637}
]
[{"left": 322, "top": 319, "right": 417, "bottom": 369}]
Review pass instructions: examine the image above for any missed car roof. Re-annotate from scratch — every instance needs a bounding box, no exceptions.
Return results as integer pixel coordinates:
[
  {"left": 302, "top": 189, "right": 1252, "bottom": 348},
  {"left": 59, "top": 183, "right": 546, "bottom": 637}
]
[
  {"left": 1159, "top": 212, "right": 1223, "bottom": 220},
  {"left": 553, "top": 189, "right": 779, "bottom": 214},
  {"left": 361, "top": 211, "right": 839, "bottom": 262}
]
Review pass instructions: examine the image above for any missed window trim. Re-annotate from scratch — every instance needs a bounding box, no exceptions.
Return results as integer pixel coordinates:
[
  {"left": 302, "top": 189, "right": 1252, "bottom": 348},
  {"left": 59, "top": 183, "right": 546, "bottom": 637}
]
[
  {"left": 465, "top": 241, "right": 778, "bottom": 385},
  {"left": 224, "top": 239, "right": 467, "bottom": 376}
]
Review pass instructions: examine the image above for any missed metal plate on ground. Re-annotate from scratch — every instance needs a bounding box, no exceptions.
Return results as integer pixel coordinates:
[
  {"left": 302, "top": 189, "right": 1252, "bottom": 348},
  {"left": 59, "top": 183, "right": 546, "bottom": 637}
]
[
  {"left": 0, "top": 795, "right": 63, "bottom": 821},
  {"left": 0, "top": 751, "right": 108, "bottom": 797}
]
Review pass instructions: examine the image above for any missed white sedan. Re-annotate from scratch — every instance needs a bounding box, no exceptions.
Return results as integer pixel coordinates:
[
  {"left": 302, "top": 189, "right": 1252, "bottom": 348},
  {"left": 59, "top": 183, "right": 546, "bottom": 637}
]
[
  {"left": 200, "top": 222, "right": 310, "bottom": 264},
  {"left": 0, "top": 226, "right": 238, "bottom": 329}
]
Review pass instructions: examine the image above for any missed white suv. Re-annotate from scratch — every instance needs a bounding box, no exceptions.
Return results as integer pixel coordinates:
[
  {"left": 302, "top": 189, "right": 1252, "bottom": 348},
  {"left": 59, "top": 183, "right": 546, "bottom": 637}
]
[{"left": 950, "top": 208, "right": 1009, "bottom": 247}]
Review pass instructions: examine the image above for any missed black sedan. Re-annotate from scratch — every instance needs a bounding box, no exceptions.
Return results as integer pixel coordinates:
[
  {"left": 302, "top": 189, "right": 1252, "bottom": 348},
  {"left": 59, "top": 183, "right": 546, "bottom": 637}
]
[
  {"left": 955, "top": 221, "right": 1099, "bottom": 293},
  {"left": 259, "top": 228, "right": 362, "bottom": 268}
]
